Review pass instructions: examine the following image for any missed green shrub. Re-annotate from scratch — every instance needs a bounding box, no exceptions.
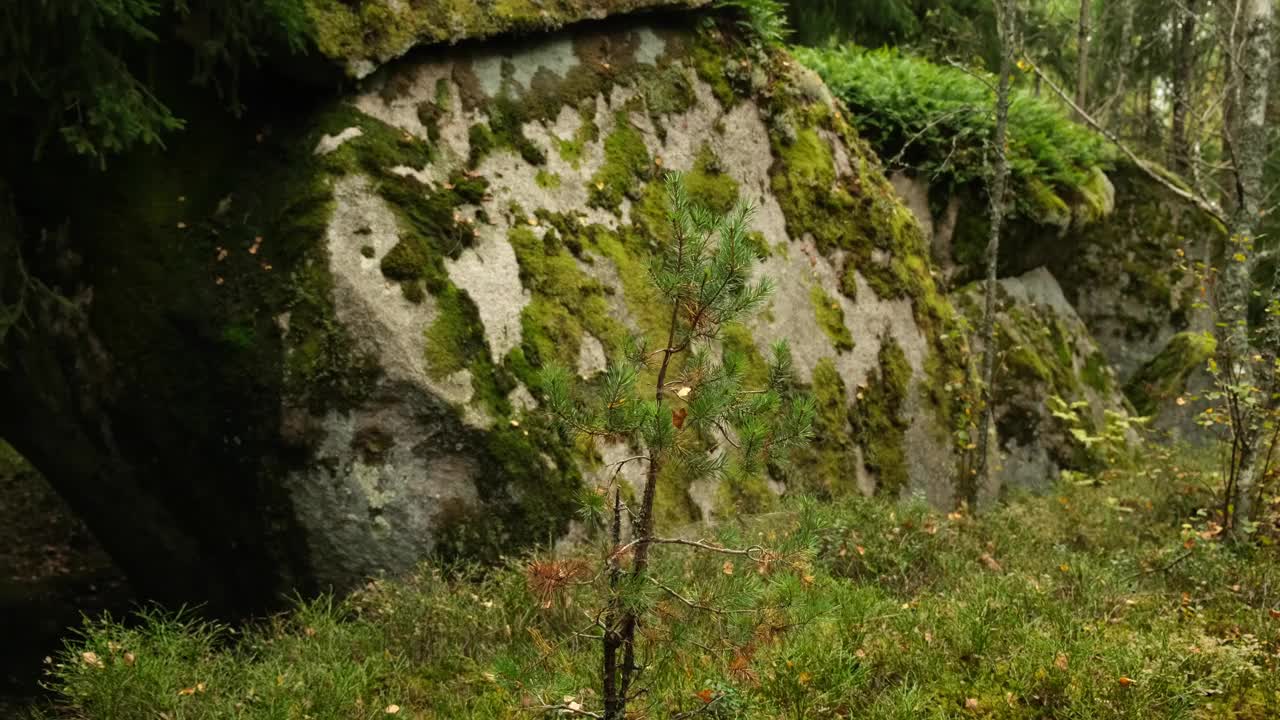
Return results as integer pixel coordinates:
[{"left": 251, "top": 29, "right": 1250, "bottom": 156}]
[{"left": 794, "top": 45, "right": 1115, "bottom": 225}]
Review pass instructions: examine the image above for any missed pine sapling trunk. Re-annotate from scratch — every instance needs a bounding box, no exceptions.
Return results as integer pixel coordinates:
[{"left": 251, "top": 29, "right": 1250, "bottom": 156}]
[
  {"left": 976, "top": 0, "right": 1016, "bottom": 498},
  {"left": 605, "top": 221, "right": 688, "bottom": 720}
]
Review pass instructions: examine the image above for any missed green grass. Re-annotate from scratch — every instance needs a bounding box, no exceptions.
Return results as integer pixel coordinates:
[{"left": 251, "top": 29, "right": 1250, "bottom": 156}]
[{"left": 29, "top": 448, "right": 1280, "bottom": 719}]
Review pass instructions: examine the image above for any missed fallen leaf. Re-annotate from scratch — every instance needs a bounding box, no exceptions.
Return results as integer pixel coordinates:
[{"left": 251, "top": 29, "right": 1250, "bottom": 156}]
[
  {"left": 1117, "top": 676, "right": 1135, "bottom": 687},
  {"left": 1059, "top": 564, "right": 1071, "bottom": 573},
  {"left": 1269, "top": 608, "right": 1280, "bottom": 619},
  {"left": 676, "top": 386, "right": 692, "bottom": 399},
  {"left": 798, "top": 671, "right": 812, "bottom": 686},
  {"left": 1184, "top": 537, "right": 1196, "bottom": 550},
  {"left": 672, "top": 407, "right": 688, "bottom": 429},
  {"left": 1054, "top": 653, "right": 1068, "bottom": 671},
  {"left": 385, "top": 704, "right": 401, "bottom": 714},
  {"left": 177, "top": 222, "right": 187, "bottom": 229},
  {"left": 696, "top": 688, "right": 715, "bottom": 704},
  {"left": 855, "top": 545, "right": 866, "bottom": 556},
  {"left": 81, "top": 652, "right": 104, "bottom": 669},
  {"left": 722, "top": 561, "right": 734, "bottom": 576},
  {"left": 965, "top": 698, "right": 979, "bottom": 710},
  {"left": 979, "top": 552, "right": 1003, "bottom": 573}
]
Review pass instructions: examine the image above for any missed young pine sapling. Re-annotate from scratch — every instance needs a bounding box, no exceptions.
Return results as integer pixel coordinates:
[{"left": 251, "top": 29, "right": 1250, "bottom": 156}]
[{"left": 541, "top": 173, "right": 815, "bottom": 719}]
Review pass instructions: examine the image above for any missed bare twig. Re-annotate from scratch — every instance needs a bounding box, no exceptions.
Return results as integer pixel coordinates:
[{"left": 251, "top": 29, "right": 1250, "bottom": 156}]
[
  {"left": 648, "top": 577, "right": 759, "bottom": 615},
  {"left": 615, "top": 536, "right": 768, "bottom": 562},
  {"left": 1126, "top": 549, "right": 1195, "bottom": 580},
  {"left": 1022, "top": 57, "right": 1226, "bottom": 225},
  {"left": 532, "top": 704, "right": 604, "bottom": 719}
]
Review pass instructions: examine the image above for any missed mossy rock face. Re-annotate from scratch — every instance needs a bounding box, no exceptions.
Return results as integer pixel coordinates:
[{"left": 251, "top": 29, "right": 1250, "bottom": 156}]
[
  {"left": 1124, "top": 331, "right": 1216, "bottom": 444},
  {"left": 955, "top": 268, "right": 1134, "bottom": 495},
  {"left": 3, "top": 11, "right": 990, "bottom": 602},
  {"left": 1048, "top": 163, "right": 1224, "bottom": 381},
  {"left": 918, "top": 161, "right": 1221, "bottom": 382},
  {"left": 306, "top": 0, "right": 712, "bottom": 78}
]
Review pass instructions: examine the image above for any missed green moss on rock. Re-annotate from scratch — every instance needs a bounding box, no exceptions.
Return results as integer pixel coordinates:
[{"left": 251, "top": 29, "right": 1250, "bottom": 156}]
[
  {"left": 810, "top": 284, "right": 854, "bottom": 352},
  {"left": 509, "top": 225, "right": 624, "bottom": 370},
  {"left": 785, "top": 357, "right": 860, "bottom": 498},
  {"left": 588, "top": 114, "right": 652, "bottom": 212},
  {"left": 683, "top": 144, "right": 740, "bottom": 213},
  {"left": 307, "top": 0, "right": 710, "bottom": 77},
  {"left": 467, "top": 97, "right": 546, "bottom": 167},
  {"left": 719, "top": 322, "right": 768, "bottom": 388},
  {"left": 852, "top": 336, "right": 912, "bottom": 497},
  {"left": 1124, "top": 331, "right": 1216, "bottom": 416}
]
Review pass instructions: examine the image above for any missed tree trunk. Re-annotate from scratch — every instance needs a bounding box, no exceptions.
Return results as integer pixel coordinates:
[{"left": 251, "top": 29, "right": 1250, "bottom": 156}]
[
  {"left": 1217, "top": 0, "right": 1273, "bottom": 531},
  {"left": 1170, "top": 0, "right": 1199, "bottom": 174},
  {"left": 975, "top": 0, "right": 1016, "bottom": 501},
  {"left": 1075, "top": 0, "right": 1091, "bottom": 118}
]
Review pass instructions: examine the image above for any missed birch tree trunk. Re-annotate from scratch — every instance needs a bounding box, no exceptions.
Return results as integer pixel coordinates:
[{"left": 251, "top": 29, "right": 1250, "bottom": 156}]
[
  {"left": 975, "top": 0, "right": 1016, "bottom": 500},
  {"left": 1218, "top": 0, "right": 1273, "bottom": 531}
]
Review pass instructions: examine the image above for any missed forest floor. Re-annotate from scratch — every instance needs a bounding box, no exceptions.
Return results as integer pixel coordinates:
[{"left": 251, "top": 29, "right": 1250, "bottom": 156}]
[
  {"left": 0, "top": 444, "right": 133, "bottom": 716},
  {"left": 20, "top": 445, "right": 1280, "bottom": 720}
]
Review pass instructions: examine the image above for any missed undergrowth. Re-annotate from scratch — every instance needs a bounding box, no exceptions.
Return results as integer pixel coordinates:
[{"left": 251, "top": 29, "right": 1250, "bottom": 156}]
[
  {"left": 28, "top": 448, "right": 1280, "bottom": 719},
  {"left": 794, "top": 45, "right": 1115, "bottom": 221}
]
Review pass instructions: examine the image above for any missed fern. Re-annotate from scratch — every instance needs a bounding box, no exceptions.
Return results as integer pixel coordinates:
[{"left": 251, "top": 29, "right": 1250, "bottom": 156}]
[{"left": 794, "top": 45, "right": 1115, "bottom": 215}]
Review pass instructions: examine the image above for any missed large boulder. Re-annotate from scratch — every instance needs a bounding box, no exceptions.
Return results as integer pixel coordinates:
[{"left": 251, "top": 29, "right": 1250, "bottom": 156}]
[
  {"left": 955, "top": 268, "right": 1133, "bottom": 493},
  {"left": 2, "top": 11, "right": 977, "bottom": 606}
]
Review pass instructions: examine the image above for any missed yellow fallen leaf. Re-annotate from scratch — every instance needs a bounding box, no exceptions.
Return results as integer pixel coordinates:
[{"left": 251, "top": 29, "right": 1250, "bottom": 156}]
[
  {"left": 81, "top": 651, "right": 104, "bottom": 669},
  {"left": 1054, "top": 653, "right": 1068, "bottom": 671},
  {"left": 722, "top": 561, "right": 734, "bottom": 576},
  {"left": 965, "top": 698, "right": 979, "bottom": 709},
  {"left": 798, "top": 671, "right": 812, "bottom": 686},
  {"left": 385, "top": 704, "right": 401, "bottom": 714}
]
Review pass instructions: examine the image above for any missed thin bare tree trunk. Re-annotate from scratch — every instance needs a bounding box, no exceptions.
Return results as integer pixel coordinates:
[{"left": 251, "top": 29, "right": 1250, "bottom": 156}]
[
  {"left": 1075, "top": 0, "right": 1091, "bottom": 118},
  {"left": 1218, "top": 0, "right": 1273, "bottom": 532},
  {"left": 1171, "top": 0, "right": 1199, "bottom": 174},
  {"left": 975, "top": 0, "right": 1016, "bottom": 501}
]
